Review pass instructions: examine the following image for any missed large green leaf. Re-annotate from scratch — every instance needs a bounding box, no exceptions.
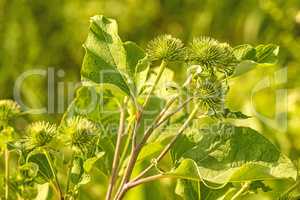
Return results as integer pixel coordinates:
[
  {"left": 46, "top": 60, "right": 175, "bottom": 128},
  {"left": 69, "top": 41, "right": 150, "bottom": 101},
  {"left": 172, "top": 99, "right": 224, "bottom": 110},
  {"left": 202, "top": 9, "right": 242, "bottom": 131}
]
[
  {"left": 168, "top": 124, "right": 297, "bottom": 185},
  {"left": 233, "top": 44, "right": 279, "bottom": 77},
  {"left": 81, "top": 15, "right": 132, "bottom": 96}
]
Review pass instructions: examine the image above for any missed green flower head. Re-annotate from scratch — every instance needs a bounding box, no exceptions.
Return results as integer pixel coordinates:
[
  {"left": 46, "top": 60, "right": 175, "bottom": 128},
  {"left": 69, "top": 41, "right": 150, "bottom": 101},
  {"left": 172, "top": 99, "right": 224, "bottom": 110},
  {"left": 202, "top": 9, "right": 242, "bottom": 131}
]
[
  {"left": 188, "top": 37, "right": 237, "bottom": 70},
  {"left": 0, "top": 100, "right": 21, "bottom": 124},
  {"left": 26, "top": 121, "right": 57, "bottom": 148},
  {"left": 190, "top": 75, "right": 228, "bottom": 112},
  {"left": 146, "top": 34, "right": 185, "bottom": 62},
  {"left": 60, "top": 116, "right": 98, "bottom": 155}
]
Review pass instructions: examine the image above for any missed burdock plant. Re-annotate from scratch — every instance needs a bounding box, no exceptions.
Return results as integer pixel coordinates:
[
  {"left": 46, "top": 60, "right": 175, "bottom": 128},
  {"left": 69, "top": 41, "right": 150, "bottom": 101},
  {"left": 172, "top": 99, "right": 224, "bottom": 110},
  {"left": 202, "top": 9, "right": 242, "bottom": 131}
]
[{"left": 1, "top": 15, "right": 297, "bottom": 200}]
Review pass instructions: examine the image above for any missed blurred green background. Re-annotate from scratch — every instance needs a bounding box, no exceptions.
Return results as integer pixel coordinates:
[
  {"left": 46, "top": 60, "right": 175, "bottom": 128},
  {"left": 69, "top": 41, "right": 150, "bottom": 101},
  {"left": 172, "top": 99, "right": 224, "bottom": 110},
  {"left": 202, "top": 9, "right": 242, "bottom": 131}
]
[{"left": 1, "top": 0, "right": 300, "bottom": 199}]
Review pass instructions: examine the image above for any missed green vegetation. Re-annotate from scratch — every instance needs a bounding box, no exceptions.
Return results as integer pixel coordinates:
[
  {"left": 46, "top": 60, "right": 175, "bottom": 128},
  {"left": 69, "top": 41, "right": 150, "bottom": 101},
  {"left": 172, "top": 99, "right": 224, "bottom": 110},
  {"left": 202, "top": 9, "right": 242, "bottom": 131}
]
[{"left": 1, "top": 1, "right": 300, "bottom": 199}]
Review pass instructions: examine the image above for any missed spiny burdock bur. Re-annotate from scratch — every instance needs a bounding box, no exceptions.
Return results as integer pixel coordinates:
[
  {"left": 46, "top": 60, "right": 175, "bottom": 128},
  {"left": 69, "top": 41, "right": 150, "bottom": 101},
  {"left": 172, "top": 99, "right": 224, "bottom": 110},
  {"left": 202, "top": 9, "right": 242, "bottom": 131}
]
[
  {"left": 60, "top": 116, "right": 99, "bottom": 156},
  {"left": 146, "top": 34, "right": 185, "bottom": 62},
  {"left": 26, "top": 121, "right": 57, "bottom": 149},
  {"left": 0, "top": 100, "right": 21, "bottom": 125},
  {"left": 188, "top": 36, "right": 237, "bottom": 75},
  {"left": 191, "top": 74, "right": 228, "bottom": 112}
]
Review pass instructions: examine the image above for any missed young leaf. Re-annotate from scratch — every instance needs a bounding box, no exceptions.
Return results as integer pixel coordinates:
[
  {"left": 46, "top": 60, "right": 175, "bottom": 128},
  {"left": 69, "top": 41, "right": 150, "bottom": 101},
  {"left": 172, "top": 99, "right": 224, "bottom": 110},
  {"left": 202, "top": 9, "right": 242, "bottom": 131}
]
[{"left": 81, "top": 15, "right": 132, "bottom": 97}]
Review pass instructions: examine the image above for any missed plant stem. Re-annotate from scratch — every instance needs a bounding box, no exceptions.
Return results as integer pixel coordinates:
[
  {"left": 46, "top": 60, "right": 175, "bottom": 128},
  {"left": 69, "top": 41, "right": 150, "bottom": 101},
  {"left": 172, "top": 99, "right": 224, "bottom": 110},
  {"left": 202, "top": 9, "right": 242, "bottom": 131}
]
[
  {"left": 137, "top": 96, "right": 178, "bottom": 150},
  {"left": 5, "top": 147, "right": 9, "bottom": 200},
  {"left": 106, "top": 98, "right": 128, "bottom": 200},
  {"left": 113, "top": 60, "right": 168, "bottom": 200},
  {"left": 133, "top": 103, "right": 200, "bottom": 182},
  {"left": 125, "top": 174, "right": 166, "bottom": 189},
  {"left": 142, "top": 60, "right": 168, "bottom": 108},
  {"left": 119, "top": 120, "right": 134, "bottom": 169},
  {"left": 154, "top": 97, "right": 193, "bottom": 128},
  {"left": 115, "top": 103, "right": 200, "bottom": 200},
  {"left": 66, "top": 152, "right": 74, "bottom": 195},
  {"left": 44, "top": 150, "right": 63, "bottom": 200},
  {"left": 281, "top": 180, "right": 300, "bottom": 198},
  {"left": 231, "top": 182, "right": 250, "bottom": 200}
]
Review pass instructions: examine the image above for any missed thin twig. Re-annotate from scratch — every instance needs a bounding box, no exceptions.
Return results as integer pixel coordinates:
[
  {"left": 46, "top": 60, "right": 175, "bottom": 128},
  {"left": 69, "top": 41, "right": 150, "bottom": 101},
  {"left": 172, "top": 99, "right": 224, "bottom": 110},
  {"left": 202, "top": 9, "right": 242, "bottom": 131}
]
[
  {"left": 105, "top": 97, "right": 128, "bottom": 200},
  {"left": 280, "top": 180, "right": 300, "bottom": 198},
  {"left": 231, "top": 182, "right": 250, "bottom": 200},
  {"left": 126, "top": 174, "right": 166, "bottom": 189},
  {"left": 136, "top": 95, "right": 179, "bottom": 150}
]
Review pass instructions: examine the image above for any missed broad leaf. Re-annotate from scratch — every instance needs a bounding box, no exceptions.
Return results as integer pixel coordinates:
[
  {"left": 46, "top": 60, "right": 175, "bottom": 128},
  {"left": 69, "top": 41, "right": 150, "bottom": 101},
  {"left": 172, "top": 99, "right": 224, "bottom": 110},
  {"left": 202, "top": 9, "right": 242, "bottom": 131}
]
[
  {"left": 169, "top": 124, "right": 297, "bottom": 185},
  {"left": 81, "top": 15, "right": 132, "bottom": 96},
  {"left": 233, "top": 44, "right": 279, "bottom": 76}
]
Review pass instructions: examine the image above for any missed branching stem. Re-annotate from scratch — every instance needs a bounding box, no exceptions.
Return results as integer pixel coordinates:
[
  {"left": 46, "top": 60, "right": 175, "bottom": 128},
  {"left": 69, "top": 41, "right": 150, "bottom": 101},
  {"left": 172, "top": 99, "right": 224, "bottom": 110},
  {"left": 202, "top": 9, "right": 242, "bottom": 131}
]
[
  {"left": 133, "top": 103, "right": 200, "bottom": 181},
  {"left": 114, "top": 60, "right": 168, "bottom": 200},
  {"left": 115, "top": 103, "right": 200, "bottom": 200}
]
